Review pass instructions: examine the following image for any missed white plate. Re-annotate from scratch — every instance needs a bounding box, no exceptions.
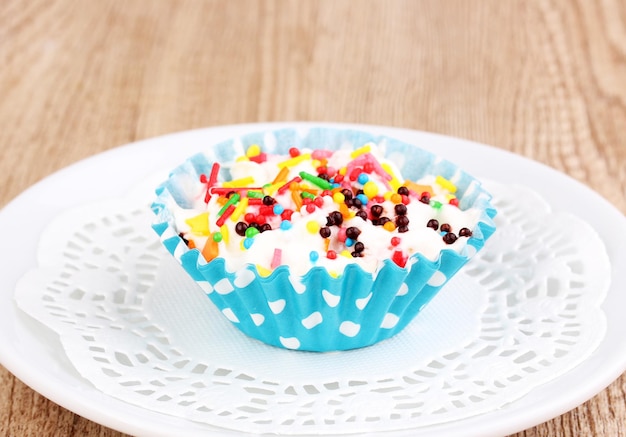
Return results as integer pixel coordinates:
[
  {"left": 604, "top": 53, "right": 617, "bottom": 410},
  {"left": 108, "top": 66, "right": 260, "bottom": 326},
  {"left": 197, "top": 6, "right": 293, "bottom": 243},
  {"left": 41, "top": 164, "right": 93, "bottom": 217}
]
[{"left": 1, "top": 122, "right": 625, "bottom": 437}]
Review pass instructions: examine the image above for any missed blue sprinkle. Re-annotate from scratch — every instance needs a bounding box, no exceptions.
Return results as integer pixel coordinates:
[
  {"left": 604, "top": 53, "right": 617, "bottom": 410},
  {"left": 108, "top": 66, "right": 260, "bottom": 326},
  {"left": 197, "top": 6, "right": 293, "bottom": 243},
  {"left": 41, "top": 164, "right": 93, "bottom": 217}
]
[
  {"left": 309, "top": 251, "right": 319, "bottom": 262},
  {"left": 243, "top": 238, "right": 254, "bottom": 249},
  {"left": 345, "top": 237, "right": 355, "bottom": 247},
  {"left": 280, "top": 220, "right": 292, "bottom": 230},
  {"left": 357, "top": 173, "right": 369, "bottom": 184},
  {"left": 273, "top": 204, "right": 285, "bottom": 215},
  {"left": 356, "top": 193, "right": 368, "bottom": 206},
  {"left": 331, "top": 183, "right": 341, "bottom": 189}
]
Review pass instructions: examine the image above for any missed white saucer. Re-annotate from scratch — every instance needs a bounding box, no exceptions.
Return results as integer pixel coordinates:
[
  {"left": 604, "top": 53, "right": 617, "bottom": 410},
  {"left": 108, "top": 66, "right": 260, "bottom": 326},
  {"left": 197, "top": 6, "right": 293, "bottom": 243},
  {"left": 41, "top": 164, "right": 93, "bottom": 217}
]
[{"left": 1, "top": 123, "right": 625, "bottom": 437}]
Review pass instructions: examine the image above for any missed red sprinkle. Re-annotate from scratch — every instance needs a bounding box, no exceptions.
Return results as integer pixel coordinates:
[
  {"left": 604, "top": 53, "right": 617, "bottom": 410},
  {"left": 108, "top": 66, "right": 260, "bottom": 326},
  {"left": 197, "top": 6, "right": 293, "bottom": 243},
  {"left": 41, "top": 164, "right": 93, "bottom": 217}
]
[
  {"left": 327, "top": 250, "right": 337, "bottom": 259},
  {"left": 281, "top": 209, "right": 294, "bottom": 220},
  {"left": 249, "top": 153, "right": 267, "bottom": 163},
  {"left": 391, "top": 250, "right": 408, "bottom": 268},
  {"left": 363, "top": 162, "right": 374, "bottom": 173},
  {"left": 306, "top": 203, "right": 316, "bottom": 213},
  {"left": 216, "top": 205, "right": 235, "bottom": 227},
  {"left": 289, "top": 147, "right": 300, "bottom": 157},
  {"left": 401, "top": 194, "right": 410, "bottom": 205},
  {"left": 277, "top": 176, "right": 302, "bottom": 194},
  {"left": 208, "top": 162, "right": 220, "bottom": 186},
  {"left": 349, "top": 168, "right": 361, "bottom": 181},
  {"left": 390, "top": 237, "right": 401, "bottom": 247},
  {"left": 337, "top": 227, "right": 347, "bottom": 242},
  {"left": 259, "top": 205, "right": 274, "bottom": 216},
  {"left": 244, "top": 212, "right": 256, "bottom": 223},
  {"left": 314, "top": 196, "right": 324, "bottom": 207},
  {"left": 334, "top": 174, "right": 344, "bottom": 183},
  {"left": 449, "top": 198, "right": 459, "bottom": 207}
]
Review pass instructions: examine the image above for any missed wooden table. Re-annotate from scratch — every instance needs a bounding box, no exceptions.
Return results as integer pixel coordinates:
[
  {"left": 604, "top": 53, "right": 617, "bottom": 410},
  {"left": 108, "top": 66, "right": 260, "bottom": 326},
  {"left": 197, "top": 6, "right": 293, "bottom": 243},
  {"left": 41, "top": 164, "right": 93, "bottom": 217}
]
[{"left": 1, "top": 1, "right": 625, "bottom": 435}]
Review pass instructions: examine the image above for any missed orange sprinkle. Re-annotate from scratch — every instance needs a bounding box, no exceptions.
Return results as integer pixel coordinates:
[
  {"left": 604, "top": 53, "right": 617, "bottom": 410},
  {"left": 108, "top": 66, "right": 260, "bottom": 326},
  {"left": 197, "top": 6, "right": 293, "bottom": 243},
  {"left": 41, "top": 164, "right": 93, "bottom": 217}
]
[
  {"left": 404, "top": 181, "right": 434, "bottom": 196},
  {"left": 339, "top": 203, "right": 350, "bottom": 218},
  {"left": 390, "top": 193, "right": 403, "bottom": 204},
  {"left": 272, "top": 166, "right": 290, "bottom": 185},
  {"left": 291, "top": 189, "right": 303, "bottom": 210},
  {"left": 201, "top": 238, "right": 219, "bottom": 262},
  {"left": 383, "top": 221, "right": 396, "bottom": 232}
]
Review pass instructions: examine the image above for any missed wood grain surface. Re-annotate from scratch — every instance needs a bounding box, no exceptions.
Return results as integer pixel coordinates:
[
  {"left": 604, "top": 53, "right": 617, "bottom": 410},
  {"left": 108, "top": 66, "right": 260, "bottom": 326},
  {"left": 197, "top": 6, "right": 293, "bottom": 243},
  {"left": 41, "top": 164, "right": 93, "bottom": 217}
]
[{"left": 1, "top": 0, "right": 625, "bottom": 436}]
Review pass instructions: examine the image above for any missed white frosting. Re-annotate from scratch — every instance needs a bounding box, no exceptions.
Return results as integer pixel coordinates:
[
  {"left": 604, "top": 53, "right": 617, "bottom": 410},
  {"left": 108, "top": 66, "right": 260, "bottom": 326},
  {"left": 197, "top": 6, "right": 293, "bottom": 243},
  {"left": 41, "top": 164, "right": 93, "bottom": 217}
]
[{"left": 173, "top": 147, "right": 482, "bottom": 276}]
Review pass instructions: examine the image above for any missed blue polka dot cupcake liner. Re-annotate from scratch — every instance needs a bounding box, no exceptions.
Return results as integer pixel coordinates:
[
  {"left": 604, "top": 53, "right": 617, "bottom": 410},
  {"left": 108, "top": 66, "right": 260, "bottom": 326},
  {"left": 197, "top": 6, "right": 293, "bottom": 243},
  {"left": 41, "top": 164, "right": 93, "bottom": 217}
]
[{"left": 151, "top": 128, "right": 497, "bottom": 352}]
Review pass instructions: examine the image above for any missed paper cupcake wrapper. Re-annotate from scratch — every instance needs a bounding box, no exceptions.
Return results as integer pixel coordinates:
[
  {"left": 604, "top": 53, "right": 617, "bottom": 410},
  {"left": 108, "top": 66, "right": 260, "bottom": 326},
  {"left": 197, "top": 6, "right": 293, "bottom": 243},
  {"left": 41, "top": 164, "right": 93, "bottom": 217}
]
[{"left": 151, "top": 128, "right": 497, "bottom": 351}]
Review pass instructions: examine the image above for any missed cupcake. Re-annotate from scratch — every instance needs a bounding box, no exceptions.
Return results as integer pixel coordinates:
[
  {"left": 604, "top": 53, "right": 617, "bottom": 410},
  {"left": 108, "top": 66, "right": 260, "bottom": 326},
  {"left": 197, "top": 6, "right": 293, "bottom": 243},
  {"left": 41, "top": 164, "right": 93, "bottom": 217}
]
[{"left": 151, "top": 128, "right": 496, "bottom": 351}]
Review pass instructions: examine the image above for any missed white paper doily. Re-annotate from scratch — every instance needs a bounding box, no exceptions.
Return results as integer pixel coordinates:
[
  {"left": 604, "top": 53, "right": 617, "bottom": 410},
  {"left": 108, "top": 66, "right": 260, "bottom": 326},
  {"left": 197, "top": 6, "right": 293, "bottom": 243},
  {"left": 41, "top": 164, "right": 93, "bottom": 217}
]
[{"left": 15, "top": 179, "right": 610, "bottom": 435}]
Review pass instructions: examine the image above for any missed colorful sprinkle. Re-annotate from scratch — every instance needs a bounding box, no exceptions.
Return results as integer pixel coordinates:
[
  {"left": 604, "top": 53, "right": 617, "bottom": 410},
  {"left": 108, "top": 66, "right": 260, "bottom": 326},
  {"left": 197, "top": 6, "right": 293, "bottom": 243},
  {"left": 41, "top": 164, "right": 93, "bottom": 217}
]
[
  {"left": 278, "top": 153, "right": 311, "bottom": 168},
  {"left": 436, "top": 175, "right": 457, "bottom": 193},
  {"left": 299, "top": 171, "right": 333, "bottom": 190},
  {"left": 230, "top": 196, "right": 248, "bottom": 222},
  {"left": 185, "top": 212, "right": 211, "bottom": 236},
  {"left": 216, "top": 204, "right": 236, "bottom": 227},
  {"left": 271, "top": 248, "right": 282, "bottom": 269},
  {"left": 306, "top": 220, "right": 320, "bottom": 234},
  {"left": 246, "top": 144, "right": 261, "bottom": 157},
  {"left": 223, "top": 176, "right": 255, "bottom": 189},
  {"left": 350, "top": 143, "right": 371, "bottom": 158},
  {"left": 363, "top": 181, "right": 378, "bottom": 198}
]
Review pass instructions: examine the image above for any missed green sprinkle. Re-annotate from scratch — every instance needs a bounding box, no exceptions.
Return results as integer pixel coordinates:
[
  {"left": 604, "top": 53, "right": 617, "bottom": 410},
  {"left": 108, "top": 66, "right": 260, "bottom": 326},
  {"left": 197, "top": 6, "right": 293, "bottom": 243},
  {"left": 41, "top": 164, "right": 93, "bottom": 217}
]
[
  {"left": 247, "top": 190, "right": 264, "bottom": 198},
  {"left": 299, "top": 171, "right": 333, "bottom": 190},
  {"left": 430, "top": 200, "right": 442, "bottom": 209},
  {"left": 212, "top": 232, "right": 223, "bottom": 242},
  {"left": 245, "top": 226, "right": 260, "bottom": 238},
  {"left": 300, "top": 191, "right": 316, "bottom": 200},
  {"left": 218, "top": 192, "right": 240, "bottom": 216}
]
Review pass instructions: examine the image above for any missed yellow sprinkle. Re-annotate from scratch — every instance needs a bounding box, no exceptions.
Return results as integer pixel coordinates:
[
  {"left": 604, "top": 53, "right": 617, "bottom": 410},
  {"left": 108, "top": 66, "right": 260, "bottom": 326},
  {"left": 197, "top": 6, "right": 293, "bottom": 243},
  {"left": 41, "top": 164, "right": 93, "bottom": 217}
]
[
  {"left": 329, "top": 271, "right": 339, "bottom": 278},
  {"left": 446, "top": 193, "right": 456, "bottom": 201},
  {"left": 246, "top": 144, "right": 261, "bottom": 157},
  {"left": 363, "top": 181, "right": 379, "bottom": 198},
  {"left": 338, "top": 167, "right": 347, "bottom": 176},
  {"left": 223, "top": 176, "right": 255, "bottom": 188},
  {"left": 256, "top": 264, "right": 272, "bottom": 277},
  {"left": 390, "top": 193, "right": 402, "bottom": 204},
  {"left": 236, "top": 155, "right": 249, "bottom": 162},
  {"left": 340, "top": 250, "right": 352, "bottom": 258},
  {"left": 306, "top": 220, "right": 320, "bottom": 234},
  {"left": 220, "top": 224, "right": 229, "bottom": 243},
  {"left": 383, "top": 221, "right": 396, "bottom": 232},
  {"left": 278, "top": 153, "right": 311, "bottom": 168},
  {"left": 382, "top": 163, "right": 401, "bottom": 190},
  {"left": 351, "top": 143, "right": 372, "bottom": 158},
  {"left": 333, "top": 192, "right": 345, "bottom": 204},
  {"left": 311, "top": 159, "right": 322, "bottom": 168},
  {"left": 383, "top": 191, "right": 393, "bottom": 201},
  {"left": 264, "top": 182, "right": 282, "bottom": 196},
  {"left": 185, "top": 212, "right": 211, "bottom": 236},
  {"left": 230, "top": 196, "right": 249, "bottom": 222},
  {"left": 436, "top": 175, "right": 457, "bottom": 193}
]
